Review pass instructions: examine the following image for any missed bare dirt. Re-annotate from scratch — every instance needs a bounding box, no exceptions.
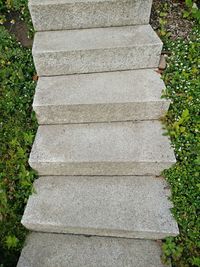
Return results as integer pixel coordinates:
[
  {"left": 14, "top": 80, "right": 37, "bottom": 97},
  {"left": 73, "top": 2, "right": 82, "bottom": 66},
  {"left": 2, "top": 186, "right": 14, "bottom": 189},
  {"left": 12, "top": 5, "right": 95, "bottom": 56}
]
[
  {"left": 151, "top": 0, "right": 194, "bottom": 40},
  {"left": 3, "top": 11, "right": 33, "bottom": 48}
]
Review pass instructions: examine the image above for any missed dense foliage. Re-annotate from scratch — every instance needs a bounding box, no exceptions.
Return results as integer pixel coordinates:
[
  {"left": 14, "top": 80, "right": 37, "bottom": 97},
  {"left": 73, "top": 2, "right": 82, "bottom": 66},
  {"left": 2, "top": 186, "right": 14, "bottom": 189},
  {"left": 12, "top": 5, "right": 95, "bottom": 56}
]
[
  {"left": 184, "top": 0, "right": 200, "bottom": 22},
  {"left": 0, "top": 26, "right": 37, "bottom": 266},
  {"left": 161, "top": 28, "right": 200, "bottom": 267}
]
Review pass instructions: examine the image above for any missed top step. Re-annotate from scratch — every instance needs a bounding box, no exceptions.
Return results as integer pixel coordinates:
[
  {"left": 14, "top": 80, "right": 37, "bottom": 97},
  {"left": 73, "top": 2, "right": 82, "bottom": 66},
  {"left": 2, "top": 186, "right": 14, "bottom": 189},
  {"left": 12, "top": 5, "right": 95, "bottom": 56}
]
[{"left": 29, "top": 0, "right": 153, "bottom": 31}]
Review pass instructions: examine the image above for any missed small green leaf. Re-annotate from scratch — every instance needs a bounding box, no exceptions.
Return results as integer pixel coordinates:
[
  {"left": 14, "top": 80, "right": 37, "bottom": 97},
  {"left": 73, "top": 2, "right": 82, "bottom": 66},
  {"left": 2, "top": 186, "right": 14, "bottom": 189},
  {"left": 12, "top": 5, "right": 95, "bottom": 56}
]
[
  {"left": 5, "top": 235, "right": 19, "bottom": 249},
  {"left": 183, "top": 10, "right": 190, "bottom": 18},
  {"left": 182, "top": 109, "right": 190, "bottom": 120},
  {"left": 185, "top": 0, "right": 193, "bottom": 8}
]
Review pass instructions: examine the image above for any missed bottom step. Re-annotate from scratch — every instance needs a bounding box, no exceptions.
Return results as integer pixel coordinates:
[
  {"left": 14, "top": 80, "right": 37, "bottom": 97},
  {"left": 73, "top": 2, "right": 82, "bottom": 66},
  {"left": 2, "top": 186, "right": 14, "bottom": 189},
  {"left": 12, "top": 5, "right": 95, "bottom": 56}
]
[{"left": 17, "top": 233, "right": 169, "bottom": 267}]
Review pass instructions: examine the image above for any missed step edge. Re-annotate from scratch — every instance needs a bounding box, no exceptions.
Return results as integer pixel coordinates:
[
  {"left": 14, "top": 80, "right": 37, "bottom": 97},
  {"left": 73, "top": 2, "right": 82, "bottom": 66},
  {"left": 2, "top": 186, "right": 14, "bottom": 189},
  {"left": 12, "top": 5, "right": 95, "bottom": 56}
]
[{"left": 21, "top": 220, "right": 179, "bottom": 240}]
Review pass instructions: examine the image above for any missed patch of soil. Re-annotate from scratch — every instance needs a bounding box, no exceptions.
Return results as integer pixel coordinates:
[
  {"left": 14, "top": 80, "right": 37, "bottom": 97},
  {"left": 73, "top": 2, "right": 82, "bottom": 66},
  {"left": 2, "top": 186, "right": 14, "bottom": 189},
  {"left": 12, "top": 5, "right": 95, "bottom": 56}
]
[
  {"left": 3, "top": 11, "right": 33, "bottom": 48},
  {"left": 151, "top": 0, "right": 194, "bottom": 40}
]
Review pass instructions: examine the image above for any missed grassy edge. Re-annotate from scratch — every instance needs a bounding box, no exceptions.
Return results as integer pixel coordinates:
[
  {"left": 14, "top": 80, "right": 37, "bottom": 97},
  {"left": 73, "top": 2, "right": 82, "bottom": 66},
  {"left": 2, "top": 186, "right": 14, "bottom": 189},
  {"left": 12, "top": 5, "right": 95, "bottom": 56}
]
[
  {"left": 0, "top": 23, "right": 37, "bottom": 267},
  {"left": 160, "top": 28, "right": 200, "bottom": 267}
]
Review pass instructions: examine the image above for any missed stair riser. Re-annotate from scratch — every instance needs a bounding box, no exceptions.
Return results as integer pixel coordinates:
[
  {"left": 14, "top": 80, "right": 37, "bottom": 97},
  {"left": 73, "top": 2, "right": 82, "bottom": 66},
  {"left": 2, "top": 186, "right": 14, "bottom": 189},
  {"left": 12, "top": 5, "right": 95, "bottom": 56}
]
[
  {"left": 29, "top": 161, "right": 173, "bottom": 176},
  {"left": 29, "top": 0, "right": 152, "bottom": 31},
  {"left": 34, "top": 102, "right": 169, "bottom": 124},
  {"left": 33, "top": 45, "right": 162, "bottom": 76},
  {"left": 22, "top": 223, "right": 177, "bottom": 240}
]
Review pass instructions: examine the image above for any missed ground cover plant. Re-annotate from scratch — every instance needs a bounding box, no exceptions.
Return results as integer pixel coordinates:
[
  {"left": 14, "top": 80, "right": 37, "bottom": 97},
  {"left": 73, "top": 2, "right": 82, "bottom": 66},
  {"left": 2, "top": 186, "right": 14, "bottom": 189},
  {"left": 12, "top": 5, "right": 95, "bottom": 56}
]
[
  {"left": 0, "top": 2, "right": 37, "bottom": 266},
  {"left": 0, "top": 0, "right": 199, "bottom": 266},
  {"left": 162, "top": 28, "right": 200, "bottom": 267},
  {"left": 151, "top": 1, "right": 200, "bottom": 266}
]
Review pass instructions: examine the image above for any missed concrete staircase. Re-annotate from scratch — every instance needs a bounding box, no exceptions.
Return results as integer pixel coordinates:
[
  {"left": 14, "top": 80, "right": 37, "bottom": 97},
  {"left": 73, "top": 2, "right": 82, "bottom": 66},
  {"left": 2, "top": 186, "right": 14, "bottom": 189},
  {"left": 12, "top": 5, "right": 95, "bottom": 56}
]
[{"left": 18, "top": 0, "right": 179, "bottom": 266}]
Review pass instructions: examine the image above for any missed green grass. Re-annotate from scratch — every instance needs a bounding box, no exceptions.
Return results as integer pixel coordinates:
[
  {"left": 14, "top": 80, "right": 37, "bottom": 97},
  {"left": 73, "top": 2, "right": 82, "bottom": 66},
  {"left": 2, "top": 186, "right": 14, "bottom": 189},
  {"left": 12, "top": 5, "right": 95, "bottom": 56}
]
[
  {"left": 161, "top": 28, "right": 200, "bottom": 267},
  {"left": 0, "top": 25, "right": 37, "bottom": 267}
]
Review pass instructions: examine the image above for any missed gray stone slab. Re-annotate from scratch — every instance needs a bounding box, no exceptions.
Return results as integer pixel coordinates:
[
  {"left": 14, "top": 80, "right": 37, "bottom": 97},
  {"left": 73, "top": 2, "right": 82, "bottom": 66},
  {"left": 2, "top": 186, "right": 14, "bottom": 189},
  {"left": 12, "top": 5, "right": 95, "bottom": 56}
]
[
  {"left": 22, "top": 176, "right": 179, "bottom": 238},
  {"left": 17, "top": 232, "right": 171, "bottom": 267},
  {"left": 33, "top": 69, "right": 170, "bottom": 124},
  {"left": 32, "top": 25, "right": 162, "bottom": 76},
  {"left": 29, "top": 121, "right": 175, "bottom": 176},
  {"left": 29, "top": 0, "right": 152, "bottom": 31}
]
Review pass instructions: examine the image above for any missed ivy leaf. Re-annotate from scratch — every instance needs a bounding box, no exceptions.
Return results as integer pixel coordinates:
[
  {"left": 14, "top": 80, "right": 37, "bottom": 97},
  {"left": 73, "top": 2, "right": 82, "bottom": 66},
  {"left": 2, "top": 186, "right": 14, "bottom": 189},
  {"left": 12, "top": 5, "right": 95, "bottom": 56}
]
[
  {"left": 181, "top": 109, "right": 190, "bottom": 123},
  {"left": 183, "top": 10, "right": 190, "bottom": 18},
  {"left": 5, "top": 235, "right": 19, "bottom": 249},
  {"left": 185, "top": 0, "right": 193, "bottom": 8}
]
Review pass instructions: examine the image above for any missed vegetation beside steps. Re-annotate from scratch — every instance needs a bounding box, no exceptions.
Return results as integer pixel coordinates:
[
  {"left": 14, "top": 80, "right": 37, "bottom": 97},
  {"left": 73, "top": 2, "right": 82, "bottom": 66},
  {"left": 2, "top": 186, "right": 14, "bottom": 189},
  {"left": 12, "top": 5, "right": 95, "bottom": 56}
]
[
  {"left": 162, "top": 29, "right": 200, "bottom": 267},
  {"left": 0, "top": 0, "right": 199, "bottom": 266},
  {"left": 152, "top": 2, "right": 200, "bottom": 266},
  {"left": 0, "top": 2, "right": 37, "bottom": 266}
]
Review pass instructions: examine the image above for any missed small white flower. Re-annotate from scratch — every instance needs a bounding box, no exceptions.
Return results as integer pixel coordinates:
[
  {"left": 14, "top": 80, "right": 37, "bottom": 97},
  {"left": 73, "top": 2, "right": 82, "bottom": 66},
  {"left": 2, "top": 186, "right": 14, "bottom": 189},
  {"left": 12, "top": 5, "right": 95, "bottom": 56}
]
[{"left": 192, "top": 3, "right": 198, "bottom": 9}]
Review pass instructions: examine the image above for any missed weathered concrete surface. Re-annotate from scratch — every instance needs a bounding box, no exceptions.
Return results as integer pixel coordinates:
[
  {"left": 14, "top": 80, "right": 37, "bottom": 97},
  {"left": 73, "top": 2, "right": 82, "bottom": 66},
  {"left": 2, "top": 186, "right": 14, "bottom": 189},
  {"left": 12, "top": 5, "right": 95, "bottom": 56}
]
[
  {"left": 33, "top": 69, "right": 169, "bottom": 124},
  {"left": 22, "top": 176, "right": 179, "bottom": 238},
  {"left": 17, "top": 232, "right": 171, "bottom": 267},
  {"left": 29, "top": 121, "right": 176, "bottom": 176},
  {"left": 32, "top": 25, "right": 162, "bottom": 76},
  {"left": 29, "top": 0, "right": 153, "bottom": 31}
]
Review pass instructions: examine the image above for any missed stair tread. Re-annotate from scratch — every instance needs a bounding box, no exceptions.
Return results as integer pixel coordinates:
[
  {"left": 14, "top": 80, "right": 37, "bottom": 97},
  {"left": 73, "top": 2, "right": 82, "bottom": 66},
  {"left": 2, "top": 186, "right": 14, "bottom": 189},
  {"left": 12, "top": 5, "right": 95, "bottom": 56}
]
[
  {"left": 34, "top": 69, "right": 167, "bottom": 105},
  {"left": 22, "top": 176, "right": 179, "bottom": 238},
  {"left": 29, "top": 121, "right": 176, "bottom": 176},
  {"left": 32, "top": 25, "right": 162, "bottom": 75},
  {"left": 17, "top": 232, "right": 170, "bottom": 267},
  {"left": 33, "top": 25, "right": 161, "bottom": 53},
  {"left": 33, "top": 69, "right": 169, "bottom": 124}
]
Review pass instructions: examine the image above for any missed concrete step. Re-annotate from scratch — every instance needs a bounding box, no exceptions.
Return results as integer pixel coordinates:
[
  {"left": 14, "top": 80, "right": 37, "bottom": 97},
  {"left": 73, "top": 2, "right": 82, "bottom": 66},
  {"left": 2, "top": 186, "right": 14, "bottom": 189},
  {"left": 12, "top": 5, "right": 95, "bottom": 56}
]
[
  {"left": 18, "top": 233, "right": 171, "bottom": 267},
  {"left": 22, "top": 176, "right": 179, "bottom": 238},
  {"left": 29, "top": 0, "right": 153, "bottom": 31},
  {"left": 29, "top": 121, "right": 175, "bottom": 176},
  {"left": 33, "top": 69, "right": 169, "bottom": 124},
  {"left": 33, "top": 25, "right": 162, "bottom": 76}
]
